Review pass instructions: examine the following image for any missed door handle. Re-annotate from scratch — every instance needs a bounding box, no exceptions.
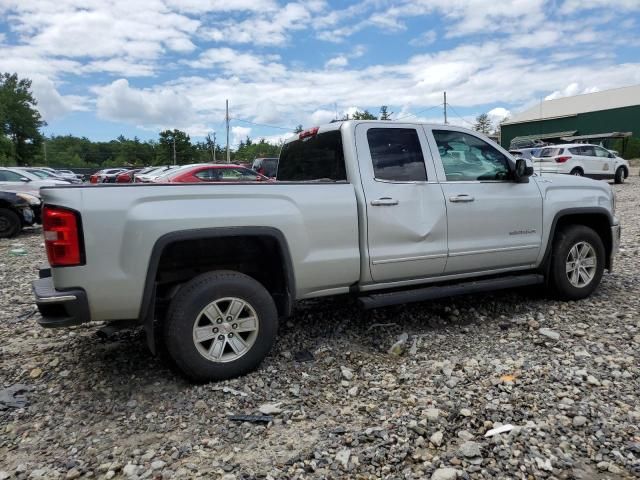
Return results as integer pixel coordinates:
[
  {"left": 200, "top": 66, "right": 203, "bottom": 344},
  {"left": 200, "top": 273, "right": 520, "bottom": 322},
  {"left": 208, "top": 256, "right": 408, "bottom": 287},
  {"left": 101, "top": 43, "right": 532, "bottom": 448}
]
[
  {"left": 449, "top": 194, "right": 475, "bottom": 203},
  {"left": 371, "top": 197, "right": 399, "bottom": 206}
]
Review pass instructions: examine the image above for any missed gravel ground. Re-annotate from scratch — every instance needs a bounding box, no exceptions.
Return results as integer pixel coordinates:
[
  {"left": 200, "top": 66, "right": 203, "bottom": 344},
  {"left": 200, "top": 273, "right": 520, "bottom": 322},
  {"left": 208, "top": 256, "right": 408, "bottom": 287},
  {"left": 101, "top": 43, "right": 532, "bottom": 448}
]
[{"left": 1, "top": 176, "right": 639, "bottom": 480}]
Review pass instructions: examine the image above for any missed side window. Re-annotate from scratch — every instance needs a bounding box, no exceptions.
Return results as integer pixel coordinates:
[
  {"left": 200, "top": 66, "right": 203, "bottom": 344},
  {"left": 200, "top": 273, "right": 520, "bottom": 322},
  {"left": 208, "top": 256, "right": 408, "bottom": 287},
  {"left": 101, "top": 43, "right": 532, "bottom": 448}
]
[
  {"left": 433, "top": 130, "right": 511, "bottom": 181},
  {"left": 0, "top": 170, "right": 26, "bottom": 181},
  {"left": 594, "top": 146, "right": 610, "bottom": 158},
  {"left": 195, "top": 169, "right": 214, "bottom": 181},
  {"left": 581, "top": 145, "right": 596, "bottom": 156},
  {"left": 569, "top": 147, "right": 582, "bottom": 155},
  {"left": 367, "top": 128, "right": 427, "bottom": 182}
]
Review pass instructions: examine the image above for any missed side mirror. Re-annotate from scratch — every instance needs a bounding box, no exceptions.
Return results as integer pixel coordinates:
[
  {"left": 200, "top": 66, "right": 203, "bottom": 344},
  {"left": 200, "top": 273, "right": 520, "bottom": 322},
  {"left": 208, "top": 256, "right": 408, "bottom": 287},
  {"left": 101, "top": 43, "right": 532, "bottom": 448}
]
[
  {"left": 20, "top": 177, "right": 31, "bottom": 182},
  {"left": 513, "top": 158, "right": 534, "bottom": 183}
]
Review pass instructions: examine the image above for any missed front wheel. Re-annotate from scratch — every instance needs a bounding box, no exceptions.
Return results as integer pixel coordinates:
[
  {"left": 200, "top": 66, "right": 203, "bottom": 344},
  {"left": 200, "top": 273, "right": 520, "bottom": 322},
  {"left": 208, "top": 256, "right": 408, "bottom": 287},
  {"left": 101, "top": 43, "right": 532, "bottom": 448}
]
[
  {"left": 570, "top": 168, "right": 583, "bottom": 176},
  {"left": 163, "top": 270, "right": 278, "bottom": 382},
  {"left": 614, "top": 167, "right": 625, "bottom": 184},
  {"left": 548, "top": 225, "right": 604, "bottom": 300}
]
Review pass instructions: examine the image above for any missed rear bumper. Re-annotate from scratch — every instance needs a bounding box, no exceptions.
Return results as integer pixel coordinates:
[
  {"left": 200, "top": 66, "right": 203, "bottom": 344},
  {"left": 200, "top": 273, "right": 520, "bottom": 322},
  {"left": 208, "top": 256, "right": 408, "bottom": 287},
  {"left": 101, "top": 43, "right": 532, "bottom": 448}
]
[{"left": 32, "top": 272, "right": 90, "bottom": 328}]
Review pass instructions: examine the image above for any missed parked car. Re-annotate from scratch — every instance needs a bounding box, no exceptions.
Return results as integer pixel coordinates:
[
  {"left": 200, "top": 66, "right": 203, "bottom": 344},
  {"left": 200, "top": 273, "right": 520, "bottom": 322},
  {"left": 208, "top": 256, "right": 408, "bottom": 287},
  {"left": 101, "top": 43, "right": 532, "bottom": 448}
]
[
  {"left": 16, "top": 167, "right": 80, "bottom": 184},
  {"left": 158, "top": 164, "right": 269, "bottom": 183},
  {"left": 39, "top": 167, "right": 84, "bottom": 183},
  {"left": 135, "top": 166, "right": 179, "bottom": 183},
  {"left": 89, "top": 168, "right": 128, "bottom": 184},
  {"left": 251, "top": 157, "right": 278, "bottom": 178},
  {"left": 532, "top": 144, "right": 629, "bottom": 183},
  {"left": 116, "top": 169, "right": 143, "bottom": 183},
  {"left": 0, "top": 189, "right": 41, "bottom": 238},
  {"left": 32, "top": 121, "right": 619, "bottom": 382},
  {"left": 0, "top": 167, "right": 70, "bottom": 190}
]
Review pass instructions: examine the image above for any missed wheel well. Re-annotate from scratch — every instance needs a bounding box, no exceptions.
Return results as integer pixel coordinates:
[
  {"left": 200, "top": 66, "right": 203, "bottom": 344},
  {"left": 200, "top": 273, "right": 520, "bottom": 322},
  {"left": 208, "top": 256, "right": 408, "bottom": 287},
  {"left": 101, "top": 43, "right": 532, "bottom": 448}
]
[
  {"left": 152, "top": 234, "right": 292, "bottom": 320},
  {"left": 570, "top": 166, "right": 583, "bottom": 173},
  {"left": 554, "top": 213, "right": 612, "bottom": 270}
]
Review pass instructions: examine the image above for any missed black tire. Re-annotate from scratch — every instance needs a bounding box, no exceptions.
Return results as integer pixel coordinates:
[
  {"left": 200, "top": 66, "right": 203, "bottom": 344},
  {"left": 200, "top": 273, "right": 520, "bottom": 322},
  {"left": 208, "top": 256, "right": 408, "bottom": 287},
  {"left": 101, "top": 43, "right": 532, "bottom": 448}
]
[
  {"left": 548, "top": 225, "right": 605, "bottom": 300},
  {"left": 163, "top": 270, "right": 278, "bottom": 382},
  {"left": 570, "top": 168, "right": 583, "bottom": 176},
  {"left": 614, "top": 167, "right": 625, "bottom": 184},
  {"left": 0, "top": 208, "right": 21, "bottom": 238}
]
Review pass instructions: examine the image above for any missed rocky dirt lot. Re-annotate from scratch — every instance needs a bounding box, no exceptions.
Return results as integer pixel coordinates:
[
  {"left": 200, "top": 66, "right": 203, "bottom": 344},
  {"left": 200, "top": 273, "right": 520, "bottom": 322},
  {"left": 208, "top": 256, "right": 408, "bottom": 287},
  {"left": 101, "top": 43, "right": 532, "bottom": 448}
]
[{"left": 1, "top": 176, "right": 639, "bottom": 480}]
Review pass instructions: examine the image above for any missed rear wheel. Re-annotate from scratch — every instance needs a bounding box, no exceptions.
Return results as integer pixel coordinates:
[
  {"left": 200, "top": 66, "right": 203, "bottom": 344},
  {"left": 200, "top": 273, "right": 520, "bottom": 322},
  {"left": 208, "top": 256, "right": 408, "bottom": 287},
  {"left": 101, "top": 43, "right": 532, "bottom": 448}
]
[
  {"left": 614, "top": 167, "right": 625, "bottom": 184},
  {"left": 0, "top": 208, "right": 21, "bottom": 238},
  {"left": 548, "top": 225, "right": 604, "bottom": 300},
  {"left": 163, "top": 270, "right": 278, "bottom": 382},
  {"left": 570, "top": 168, "right": 583, "bottom": 176}
]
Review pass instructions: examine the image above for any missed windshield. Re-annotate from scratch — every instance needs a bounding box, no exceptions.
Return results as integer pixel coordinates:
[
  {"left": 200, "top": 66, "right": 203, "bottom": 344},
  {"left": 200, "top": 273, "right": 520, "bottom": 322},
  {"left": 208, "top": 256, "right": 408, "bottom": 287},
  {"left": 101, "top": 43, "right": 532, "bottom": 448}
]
[
  {"left": 28, "top": 169, "right": 51, "bottom": 179},
  {"left": 277, "top": 130, "right": 346, "bottom": 182}
]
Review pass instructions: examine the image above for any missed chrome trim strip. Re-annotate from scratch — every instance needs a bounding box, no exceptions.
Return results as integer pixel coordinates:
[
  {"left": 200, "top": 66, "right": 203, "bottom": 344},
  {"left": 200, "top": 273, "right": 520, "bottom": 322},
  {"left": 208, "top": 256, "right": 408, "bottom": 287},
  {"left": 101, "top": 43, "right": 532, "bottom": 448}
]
[
  {"left": 449, "top": 244, "right": 540, "bottom": 257},
  {"left": 36, "top": 295, "right": 77, "bottom": 304},
  {"left": 372, "top": 253, "right": 448, "bottom": 265}
]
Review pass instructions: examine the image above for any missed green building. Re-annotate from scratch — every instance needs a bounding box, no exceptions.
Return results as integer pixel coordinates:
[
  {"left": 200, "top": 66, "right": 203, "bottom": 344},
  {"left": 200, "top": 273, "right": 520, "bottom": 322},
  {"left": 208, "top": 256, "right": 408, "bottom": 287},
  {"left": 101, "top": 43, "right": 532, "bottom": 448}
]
[{"left": 501, "top": 84, "right": 640, "bottom": 158}]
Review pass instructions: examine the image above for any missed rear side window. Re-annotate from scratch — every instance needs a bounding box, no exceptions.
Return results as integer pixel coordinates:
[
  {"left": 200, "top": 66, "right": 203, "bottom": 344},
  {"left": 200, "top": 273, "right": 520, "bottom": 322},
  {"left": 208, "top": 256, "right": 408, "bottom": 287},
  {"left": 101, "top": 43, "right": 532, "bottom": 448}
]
[
  {"left": 367, "top": 128, "right": 427, "bottom": 182},
  {"left": 277, "top": 130, "right": 346, "bottom": 182},
  {"left": 568, "top": 147, "right": 581, "bottom": 155},
  {"left": 540, "top": 148, "right": 563, "bottom": 157}
]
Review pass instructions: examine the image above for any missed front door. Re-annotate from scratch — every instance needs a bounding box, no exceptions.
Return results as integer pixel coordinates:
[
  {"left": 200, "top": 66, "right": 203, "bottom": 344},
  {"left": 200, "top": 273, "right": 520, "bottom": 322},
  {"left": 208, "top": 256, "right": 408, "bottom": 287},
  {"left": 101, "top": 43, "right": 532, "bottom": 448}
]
[
  {"left": 425, "top": 127, "right": 543, "bottom": 274},
  {"left": 355, "top": 123, "right": 448, "bottom": 282}
]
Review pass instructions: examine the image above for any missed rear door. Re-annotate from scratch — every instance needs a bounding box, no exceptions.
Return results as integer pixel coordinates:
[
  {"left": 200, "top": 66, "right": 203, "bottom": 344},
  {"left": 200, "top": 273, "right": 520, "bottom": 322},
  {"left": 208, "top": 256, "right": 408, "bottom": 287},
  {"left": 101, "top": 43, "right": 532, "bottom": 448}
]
[
  {"left": 355, "top": 123, "right": 448, "bottom": 282},
  {"left": 425, "top": 128, "right": 543, "bottom": 274}
]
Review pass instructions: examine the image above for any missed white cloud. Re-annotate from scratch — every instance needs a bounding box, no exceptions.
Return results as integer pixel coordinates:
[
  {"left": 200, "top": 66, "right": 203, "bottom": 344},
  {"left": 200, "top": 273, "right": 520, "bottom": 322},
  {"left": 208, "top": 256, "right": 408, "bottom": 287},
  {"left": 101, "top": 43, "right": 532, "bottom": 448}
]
[
  {"left": 30, "top": 75, "right": 90, "bottom": 121},
  {"left": 544, "top": 83, "right": 601, "bottom": 100},
  {"left": 487, "top": 107, "right": 511, "bottom": 124},
  {"left": 94, "top": 79, "right": 195, "bottom": 128},
  {"left": 203, "top": 2, "right": 318, "bottom": 46},
  {"left": 231, "top": 126, "right": 252, "bottom": 146},
  {"left": 409, "top": 30, "right": 437, "bottom": 47},
  {"left": 560, "top": 0, "right": 640, "bottom": 13},
  {"left": 325, "top": 56, "right": 348, "bottom": 68}
]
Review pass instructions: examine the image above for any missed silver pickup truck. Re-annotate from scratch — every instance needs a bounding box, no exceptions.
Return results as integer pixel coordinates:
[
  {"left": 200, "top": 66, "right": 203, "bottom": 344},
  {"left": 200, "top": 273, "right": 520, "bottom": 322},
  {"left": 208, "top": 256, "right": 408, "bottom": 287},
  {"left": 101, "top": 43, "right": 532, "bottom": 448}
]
[{"left": 33, "top": 121, "right": 620, "bottom": 381}]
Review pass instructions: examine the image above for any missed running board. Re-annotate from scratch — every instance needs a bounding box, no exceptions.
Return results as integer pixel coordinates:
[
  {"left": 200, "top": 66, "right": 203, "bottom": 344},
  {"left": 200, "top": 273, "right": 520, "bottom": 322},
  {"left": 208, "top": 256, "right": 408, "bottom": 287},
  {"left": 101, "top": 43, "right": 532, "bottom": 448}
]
[{"left": 358, "top": 274, "right": 544, "bottom": 310}]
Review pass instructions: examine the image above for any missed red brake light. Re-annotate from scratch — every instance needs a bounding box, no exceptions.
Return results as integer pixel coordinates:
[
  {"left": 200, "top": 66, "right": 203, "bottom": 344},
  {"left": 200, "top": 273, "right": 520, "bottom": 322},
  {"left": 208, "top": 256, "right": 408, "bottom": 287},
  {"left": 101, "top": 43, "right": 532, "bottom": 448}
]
[
  {"left": 299, "top": 127, "right": 319, "bottom": 139},
  {"left": 43, "top": 206, "right": 83, "bottom": 266},
  {"left": 556, "top": 156, "right": 571, "bottom": 163}
]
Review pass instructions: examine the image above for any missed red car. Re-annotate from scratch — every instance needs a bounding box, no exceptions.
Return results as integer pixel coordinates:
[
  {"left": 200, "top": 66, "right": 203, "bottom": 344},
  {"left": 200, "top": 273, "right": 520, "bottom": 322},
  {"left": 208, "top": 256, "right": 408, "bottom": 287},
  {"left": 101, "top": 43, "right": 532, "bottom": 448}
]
[
  {"left": 115, "top": 169, "right": 143, "bottom": 183},
  {"left": 158, "top": 164, "right": 269, "bottom": 183}
]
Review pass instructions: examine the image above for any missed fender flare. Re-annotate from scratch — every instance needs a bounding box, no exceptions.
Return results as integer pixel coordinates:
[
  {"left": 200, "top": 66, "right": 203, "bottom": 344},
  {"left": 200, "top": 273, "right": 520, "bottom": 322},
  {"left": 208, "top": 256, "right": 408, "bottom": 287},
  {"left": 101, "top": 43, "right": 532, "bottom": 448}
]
[
  {"left": 140, "top": 226, "right": 296, "bottom": 353},
  {"left": 539, "top": 207, "right": 614, "bottom": 279}
]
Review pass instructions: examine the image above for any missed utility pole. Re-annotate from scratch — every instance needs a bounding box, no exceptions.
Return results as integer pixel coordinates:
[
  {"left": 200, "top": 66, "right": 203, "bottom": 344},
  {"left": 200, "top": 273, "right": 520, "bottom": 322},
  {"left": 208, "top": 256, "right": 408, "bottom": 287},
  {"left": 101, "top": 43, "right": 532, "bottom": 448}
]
[
  {"left": 225, "top": 99, "right": 230, "bottom": 164},
  {"left": 443, "top": 91, "right": 448, "bottom": 124},
  {"left": 172, "top": 136, "right": 176, "bottom": 165},
  {"left": 210, "top": 132, "right": 216, "bottom": 163}
]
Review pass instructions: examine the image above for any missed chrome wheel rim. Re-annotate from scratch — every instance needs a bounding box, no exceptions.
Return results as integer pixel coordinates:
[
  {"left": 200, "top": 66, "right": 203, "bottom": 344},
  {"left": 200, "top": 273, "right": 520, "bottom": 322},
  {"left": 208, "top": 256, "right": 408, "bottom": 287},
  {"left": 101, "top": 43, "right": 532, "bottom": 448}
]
[
  {"left": 572, "top": 171, "right": 582, "bottom": 176},
  {"left": 192, "top": 297, "right": 259, "bottom": 363},
  {"left": 566, "top": 241, "right": 597, "bottom": 288}
]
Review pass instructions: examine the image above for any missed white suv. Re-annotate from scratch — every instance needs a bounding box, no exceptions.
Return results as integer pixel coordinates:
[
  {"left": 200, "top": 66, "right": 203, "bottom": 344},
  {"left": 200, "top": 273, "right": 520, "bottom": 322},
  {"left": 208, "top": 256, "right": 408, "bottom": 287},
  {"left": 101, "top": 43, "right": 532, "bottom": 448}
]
[{"left": 533, "top": 144, "right": 629, "bottom": 184}]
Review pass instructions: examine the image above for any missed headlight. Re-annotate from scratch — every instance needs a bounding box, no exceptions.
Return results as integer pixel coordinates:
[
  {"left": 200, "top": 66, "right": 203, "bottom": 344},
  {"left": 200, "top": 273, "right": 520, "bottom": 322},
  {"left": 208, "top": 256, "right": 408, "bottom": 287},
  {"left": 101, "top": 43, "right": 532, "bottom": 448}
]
[{"left": 16, "top": 192, "right": 41, "bottom": 206}]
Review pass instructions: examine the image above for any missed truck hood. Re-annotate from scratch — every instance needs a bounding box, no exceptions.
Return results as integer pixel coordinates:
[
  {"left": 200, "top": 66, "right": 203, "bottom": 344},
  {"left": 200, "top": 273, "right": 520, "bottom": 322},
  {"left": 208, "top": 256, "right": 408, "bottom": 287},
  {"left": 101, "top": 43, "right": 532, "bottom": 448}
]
[{"left": 533, "top": 173, "right": 615, "bottom": 216}]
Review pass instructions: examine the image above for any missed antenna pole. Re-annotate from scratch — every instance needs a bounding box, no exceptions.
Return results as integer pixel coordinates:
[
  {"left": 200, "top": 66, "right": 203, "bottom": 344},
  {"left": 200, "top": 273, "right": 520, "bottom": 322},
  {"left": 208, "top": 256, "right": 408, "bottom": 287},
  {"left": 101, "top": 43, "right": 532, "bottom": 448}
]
[
  {"left": 225, "top": 99, "right": 230, "bottom": 164},
  {"left": 443, "top": 91, "right": 448, "bottom": 124}
]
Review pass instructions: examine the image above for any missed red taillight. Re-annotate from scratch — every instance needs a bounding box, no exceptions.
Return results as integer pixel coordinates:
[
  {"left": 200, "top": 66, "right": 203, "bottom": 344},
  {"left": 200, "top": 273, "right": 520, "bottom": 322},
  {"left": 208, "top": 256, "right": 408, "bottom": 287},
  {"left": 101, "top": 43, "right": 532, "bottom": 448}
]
[
  {"left": 43, "top": 206, "right": 83, "bottom": 267},
  {"left": 89, "top": 175, "right": 98, "bottom": 184},
  {"left": 555, "top": 156, "right": 571, "bottom": 163},
  {"left": 299, "top": 127, "right": 319, "bottom": 139}
]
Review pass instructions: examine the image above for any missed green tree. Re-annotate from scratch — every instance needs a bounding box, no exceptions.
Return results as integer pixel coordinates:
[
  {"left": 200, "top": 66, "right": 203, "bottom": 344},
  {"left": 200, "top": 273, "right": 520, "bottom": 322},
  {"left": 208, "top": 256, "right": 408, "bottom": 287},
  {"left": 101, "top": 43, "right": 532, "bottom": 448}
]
[
  {"left": 379, "top": 106, "right": 392, "bottom": 120},
  {"left": 350, "top": 110, "right": 377, "bottom": 120},
  {"left": 158, "top": 129, "right": 192, "bottom": 165},
  {"left": 294, "top": 124, "right": 303, "bottom": 134},
  {"left": 0, "top": 73, "right": 45, "bottom": 165},
  {"left": 473, "top": 113, "right": 493, "bottom": 135}
]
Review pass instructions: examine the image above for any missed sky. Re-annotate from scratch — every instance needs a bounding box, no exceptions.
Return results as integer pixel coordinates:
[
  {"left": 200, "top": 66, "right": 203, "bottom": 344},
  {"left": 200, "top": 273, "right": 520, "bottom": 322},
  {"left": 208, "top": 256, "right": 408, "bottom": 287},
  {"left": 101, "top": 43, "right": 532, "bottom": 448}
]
[{"left": 1, "top": 0, "right": 639, "bottom": 147}]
